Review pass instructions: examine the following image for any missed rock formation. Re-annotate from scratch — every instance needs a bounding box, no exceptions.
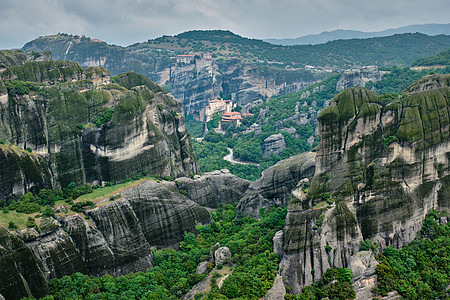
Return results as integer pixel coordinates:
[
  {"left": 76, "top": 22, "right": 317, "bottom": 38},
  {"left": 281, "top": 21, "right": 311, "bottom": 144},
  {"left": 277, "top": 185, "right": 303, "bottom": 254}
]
[
  {"left": 175, "top": 169, "right": 250, "bottom": 208},
  {"left": 0, "top": 228, "right": 48, "bottom": 299},
  {"left": 214, "top": 246, "right": 231, "bottom": 265},
  {"left": 263, "top": 133, "right": 287, "bottom": 157},
  {"left": 336, "top": 66, "right": 387, "bottom": 91},
  {"left": 237, "top": 152, "right": 316, "bottom": 218},
  {"left": 279, "top": 74, "right": 450, "bottom": 293},
  {"left": 0, "top": 59, "right": 198, "bottom": 198}
]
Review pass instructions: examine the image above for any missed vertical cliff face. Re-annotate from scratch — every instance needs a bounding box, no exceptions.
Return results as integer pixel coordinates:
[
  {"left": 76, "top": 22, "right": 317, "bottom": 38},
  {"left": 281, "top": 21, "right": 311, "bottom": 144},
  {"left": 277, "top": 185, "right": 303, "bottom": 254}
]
[
  {"left": 0, "top": 144, "right": 53, "bottom": 199},
  {"left": 280, "top": 74, "right": 450, "bottom": 293},
  {"left": 0, "top": 61, "right": 198, "bottom": 198},
  {"left": 0, "top": 228, "right": 48, "bottom": 300},
  {"left": 0, "top": 177, "right": 216, "bottom": 299},
  {"left": 169, "top": 59, "right": 223, "bottom": 119}
]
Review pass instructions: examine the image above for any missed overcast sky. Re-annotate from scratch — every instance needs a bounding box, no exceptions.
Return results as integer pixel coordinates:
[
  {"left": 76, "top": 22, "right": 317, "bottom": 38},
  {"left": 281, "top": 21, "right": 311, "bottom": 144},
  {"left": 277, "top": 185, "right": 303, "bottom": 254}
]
[{"left": 1, "top": 0, "right": 449, "bottom": 49}]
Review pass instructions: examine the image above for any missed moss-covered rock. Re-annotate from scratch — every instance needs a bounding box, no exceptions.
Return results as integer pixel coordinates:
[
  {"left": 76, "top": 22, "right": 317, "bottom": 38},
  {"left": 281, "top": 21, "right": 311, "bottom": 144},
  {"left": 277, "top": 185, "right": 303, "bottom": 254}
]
[
  {"left": 0, "top": 228, "right": 48, "bottom": 299},
  {"left": 282, "top": 74, "right": 450, "bottom": 293},
  {"left": 0, "top": 144, "right": 52, "bottom": 199},
  {"left": 0, "top": 61, "right": 198, "bottom": 197}
]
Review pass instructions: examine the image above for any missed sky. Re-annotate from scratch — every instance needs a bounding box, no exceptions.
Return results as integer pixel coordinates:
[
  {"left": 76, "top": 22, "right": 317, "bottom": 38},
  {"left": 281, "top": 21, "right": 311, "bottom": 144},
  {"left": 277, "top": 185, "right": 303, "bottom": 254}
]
[{"left": 0, "top": 0, "right": 449, "bottom": 49}]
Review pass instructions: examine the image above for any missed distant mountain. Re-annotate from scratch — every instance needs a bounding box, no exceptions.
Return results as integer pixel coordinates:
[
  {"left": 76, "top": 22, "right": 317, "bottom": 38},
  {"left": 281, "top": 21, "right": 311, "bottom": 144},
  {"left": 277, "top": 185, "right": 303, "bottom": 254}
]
[
  {"left": 25, "top": 31, "right": 450, "bottom": 70},
  {"left": 265, "top": 23, "right": 450, "bottom": 45}
]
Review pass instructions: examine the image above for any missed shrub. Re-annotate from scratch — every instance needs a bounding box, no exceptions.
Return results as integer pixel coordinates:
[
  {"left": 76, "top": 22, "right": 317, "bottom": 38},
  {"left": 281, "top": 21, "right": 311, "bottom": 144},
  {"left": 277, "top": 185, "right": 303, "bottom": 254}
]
[
  {"left": 71, "top": 201, "right": 96, "bottom": 212},
  {"left": 8, "top": 221, "right": 18, "bottom": 230},
  {"left": 26, "top": 217, "right": 37, "bottom": 228}
]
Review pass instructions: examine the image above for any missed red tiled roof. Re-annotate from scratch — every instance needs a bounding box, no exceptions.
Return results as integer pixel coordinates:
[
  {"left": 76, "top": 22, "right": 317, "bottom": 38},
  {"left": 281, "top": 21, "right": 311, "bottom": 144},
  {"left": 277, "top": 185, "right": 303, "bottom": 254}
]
[
  {"left": 223, "top": 111, "right": 241, "bottom": 116},
  {"left": 222, "top": 116, "right": 243, "bottom": 121}
]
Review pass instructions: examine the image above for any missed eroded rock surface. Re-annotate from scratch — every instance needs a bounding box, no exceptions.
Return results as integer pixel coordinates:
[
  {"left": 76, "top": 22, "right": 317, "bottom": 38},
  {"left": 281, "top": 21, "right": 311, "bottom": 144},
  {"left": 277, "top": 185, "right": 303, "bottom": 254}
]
[
  {"left": 237, "top": 151, "right": 316, "bottom": 218},
  {"left": 263, "top": 133, "right": 286, "bottom": 157},
  {"left": 281, "top": 74, "right": 450, "bottom": 293},
  {"left": 0, "top": 62, "right": 198, "bottom": 198},
  {"left": 214, "top": 246, "right": 231, "bottom": 265},
  {"left": 350, "top": 251, "right": 378, "bottom": 300},
  {"left": 176, "top": 169, "right": 250, "bottom": 208}
]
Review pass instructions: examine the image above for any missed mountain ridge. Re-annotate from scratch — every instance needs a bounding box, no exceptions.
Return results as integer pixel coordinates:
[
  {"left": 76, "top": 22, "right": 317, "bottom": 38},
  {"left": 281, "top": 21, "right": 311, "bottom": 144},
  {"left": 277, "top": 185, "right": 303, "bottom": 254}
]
[{"left": 265, "top": 23, "right": 450, "bottom": 45}]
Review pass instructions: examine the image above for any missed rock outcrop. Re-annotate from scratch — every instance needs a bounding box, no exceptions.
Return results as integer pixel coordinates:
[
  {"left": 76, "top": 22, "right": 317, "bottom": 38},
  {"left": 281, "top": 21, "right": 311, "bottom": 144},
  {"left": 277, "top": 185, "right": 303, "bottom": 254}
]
[
  {"left": 263, "top": 275, "right": 286, "bottom": 300},
  {"left": 214, "top": 247, "right": 232, "bottom": 265},
  {"left": 280, "top": 74, "right": 450, "bottom": 293},
  {"left": 350, "top": 251, "right": 378, "bottom": 300},
  {"left": 263, "top": 133, "right": 286, "bottom": 157},
  {"left": 0, "top": 60, "right": 198, "bottom": 198},
  {"left": 336, "top": 66, "right": 387, "bottom": 91},
  {"left": 175, "top": 169, "right": 250, "bottom": 208},
  {"left": 0, "top": 228, "right": 48, "bottom": 300},
  {"left": 237, "top": 152, "right": 316, "bottom": 218}
]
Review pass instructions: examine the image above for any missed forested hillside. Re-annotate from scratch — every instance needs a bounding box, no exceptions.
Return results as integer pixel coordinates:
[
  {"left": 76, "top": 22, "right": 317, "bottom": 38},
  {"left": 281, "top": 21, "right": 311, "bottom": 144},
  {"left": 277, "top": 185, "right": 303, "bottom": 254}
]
[{"left": 24, "top": 31, "right": 450, "bottom": 72}]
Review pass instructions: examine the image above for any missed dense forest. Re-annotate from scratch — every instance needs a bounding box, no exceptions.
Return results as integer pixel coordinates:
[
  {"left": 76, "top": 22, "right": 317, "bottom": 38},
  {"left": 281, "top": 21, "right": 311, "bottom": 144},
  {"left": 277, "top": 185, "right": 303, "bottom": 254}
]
[
  {"left": 411, "top": 48, "right": 450, "bottom": 66},
  {"left": 374, "top": 211, "right": 450, "bottom": 299}
]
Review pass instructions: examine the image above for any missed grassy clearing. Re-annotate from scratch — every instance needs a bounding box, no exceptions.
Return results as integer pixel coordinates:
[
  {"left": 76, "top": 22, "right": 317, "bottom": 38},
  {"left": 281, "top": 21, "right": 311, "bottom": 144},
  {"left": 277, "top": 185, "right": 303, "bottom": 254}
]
[
  {"left": 76, "top": 176, "right": 159, "bottom": 204},
  {"left": 0, "top": 211, "right": 40, "bottom": 230},
  {"left": 0, "top": 176, "right": 164, "bottom": 230}
]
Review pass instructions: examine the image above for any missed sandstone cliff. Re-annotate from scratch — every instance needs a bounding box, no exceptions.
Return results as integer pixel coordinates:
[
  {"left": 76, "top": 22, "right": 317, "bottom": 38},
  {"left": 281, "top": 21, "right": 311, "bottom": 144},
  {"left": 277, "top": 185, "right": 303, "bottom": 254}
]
[
  {"left": 237, "top": 152, "right": 316, "bottom": 218},
  {"left": 0, "top": 167, "right": 254, "bottom": 299},
  {"left": 336, "top": 66, "right": 387, "bottom": 91},
  {"left": 279, "top": 74, "right": 450, "bottom": 293},
  {"left": 23, "top": 37, "right": 323, "bottom": 118},
  {"left": 0, "top": 61, "right": 198, "bottom": 198}
]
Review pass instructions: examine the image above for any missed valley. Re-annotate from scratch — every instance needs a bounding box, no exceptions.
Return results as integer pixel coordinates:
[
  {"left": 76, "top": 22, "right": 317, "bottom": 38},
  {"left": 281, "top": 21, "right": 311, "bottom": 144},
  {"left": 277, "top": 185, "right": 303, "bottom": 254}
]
[{"left": 0, "top": 31, "right": 449, "bottom": 300}]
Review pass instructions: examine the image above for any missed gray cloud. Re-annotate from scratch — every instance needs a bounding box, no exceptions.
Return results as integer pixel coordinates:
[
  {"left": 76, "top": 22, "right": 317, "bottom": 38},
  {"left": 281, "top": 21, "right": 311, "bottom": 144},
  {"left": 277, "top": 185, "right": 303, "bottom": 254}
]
[{"left": 0, "top": 0, "right": 449, "bottom": 49}]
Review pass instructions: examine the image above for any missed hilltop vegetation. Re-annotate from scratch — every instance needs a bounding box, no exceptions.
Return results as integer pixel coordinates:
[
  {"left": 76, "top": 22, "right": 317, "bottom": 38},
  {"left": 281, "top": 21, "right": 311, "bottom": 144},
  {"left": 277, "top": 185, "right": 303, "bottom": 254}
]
[
  {"left": 144, "top": 31, "right": 450, "bottom": 68},
  {"left": 411, "top": 48, "right": 450, "bottom": 66},
  {"left": 24, "top": 31, "right": 450, "bottom": 71}
]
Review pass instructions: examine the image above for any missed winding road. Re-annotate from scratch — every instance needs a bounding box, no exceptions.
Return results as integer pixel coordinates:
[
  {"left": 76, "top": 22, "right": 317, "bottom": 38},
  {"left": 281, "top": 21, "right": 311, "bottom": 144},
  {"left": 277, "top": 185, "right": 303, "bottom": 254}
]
[{"left": 223, "top": 148, "right": 258, "bottom": 165}]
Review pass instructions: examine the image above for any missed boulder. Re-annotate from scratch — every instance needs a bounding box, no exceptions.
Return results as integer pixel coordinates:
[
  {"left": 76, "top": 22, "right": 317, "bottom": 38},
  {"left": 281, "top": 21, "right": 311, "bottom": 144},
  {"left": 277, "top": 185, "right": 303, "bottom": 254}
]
[
  {"left": 214, "top": 247, "right": 231, "bottom": 265},
  {"left": 196, "top": 261, "right": 209, "bottom": 274},
  {"left": 349, "top": 251, "right": 378, "bottom": 300},
  {"left": 263, "top": 274, "right": 286, "bottom": 300},
  {"left": 263, "top": 133, "right": 286, "bottom": 157}
]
